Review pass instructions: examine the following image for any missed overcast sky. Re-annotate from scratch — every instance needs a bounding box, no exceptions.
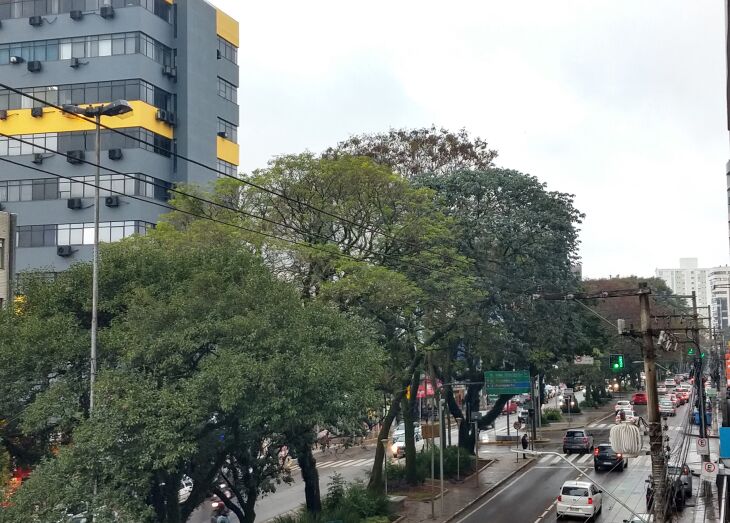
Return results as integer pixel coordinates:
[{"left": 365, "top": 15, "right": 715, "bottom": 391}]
[{"left": 209, "top": 0, "right": 728, "bottom": 279}]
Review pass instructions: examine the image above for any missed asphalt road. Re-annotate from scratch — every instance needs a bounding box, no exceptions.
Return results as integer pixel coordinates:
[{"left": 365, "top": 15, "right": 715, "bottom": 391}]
[{"left": 456, "top": 401, "right": 692, "bottom": 523}]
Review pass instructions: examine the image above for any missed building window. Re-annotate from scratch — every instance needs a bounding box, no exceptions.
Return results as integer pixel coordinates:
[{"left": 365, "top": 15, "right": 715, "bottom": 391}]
[
  {"left": 0, "top": 32, "right": 172, "bottom": 67},
  {"left": 216, "top": 159, "right": 237, "bottom": 178},
  {"left": 0, "top": 80, "right": 173, "bottom": 112},
  {"left": 0, "top": 174, "right": 168, "bottom": 202},
  {"left": 17, "top": 221, "right": 154, "bottom": 247},
  {"left": 0, "top": 127, "right": 172, "bottom": 158},
  {"left": 217, "top": 77, "right": 237, "bottom": 104},
  {"left": 217, "top": 118, "right": 237, "bottom": 143},
  {"left": 0, "top": 0, "right": 171, "bottom": 23},
  {"left": 217, "top": 36, "right": 237, "bottom": 64}
]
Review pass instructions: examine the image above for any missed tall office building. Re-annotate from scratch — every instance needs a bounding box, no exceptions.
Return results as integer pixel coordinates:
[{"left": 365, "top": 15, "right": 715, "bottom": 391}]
[
  {"left": 656, "top": 258, "right": 710, "bottom": 309},
  {"left": 0, "top": 0, "right": 239, "bottom": 273},
  {"left": 709, "top": 266, "right": 730, "bottom": 331}
]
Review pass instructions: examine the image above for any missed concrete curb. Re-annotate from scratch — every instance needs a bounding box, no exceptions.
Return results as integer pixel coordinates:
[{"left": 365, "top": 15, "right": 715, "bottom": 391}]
[
  {"left": 443, "top": 457, "right": 536, "bottom": 522},
  {"left": 538, "top": 408, "right": 616, "bottom": 432}
]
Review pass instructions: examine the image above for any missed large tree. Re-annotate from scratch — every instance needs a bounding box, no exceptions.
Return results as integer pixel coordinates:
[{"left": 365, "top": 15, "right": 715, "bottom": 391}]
[{"left": 0, "top": 225, "right": 382, "bottom": 523}]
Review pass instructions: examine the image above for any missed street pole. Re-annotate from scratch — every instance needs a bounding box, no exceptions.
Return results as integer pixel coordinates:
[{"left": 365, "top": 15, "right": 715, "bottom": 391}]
[
  {"left": 639, "top": 282, "right": 666, "bottom": 523},
  {"left": 380, "top": 439, "right": 389, "bottom": 496},
  {"left": 456, "top": 418, "right": 461, "bottom": 481},
  {"left": 438, "top": 398, "right": 444, "bottom": 516},
  {"left": 692, "top": 292, "right": 709, "bottom": 450},
  {"left": 531, "top": 374, "right": 539, "bottom": 444},
  {"left": 428, "top": 352, "right": 435, "bottom": 520},
  {"left": 89, "top": 113, "right": 101, "bottom": 414},
  {"left": 473, "top": 420, "right": 479, "bottom": 488}
]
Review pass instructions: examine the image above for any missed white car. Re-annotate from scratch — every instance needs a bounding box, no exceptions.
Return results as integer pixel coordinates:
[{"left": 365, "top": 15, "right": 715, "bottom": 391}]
[
  {"left": 657, "top": 385, "right": 668, "bottom": 394},
  {"left": 557, "top": 480, "right": 603, "bottom": 519},
  {"left": 614, "top": 400, "right": 631, "bottom": 412},
  {"left": 178, "top": 475, "right": 193, "bottom": 504},
  {"left": 393, "top": 422, "right": 422, "bottom": 442},
  {"left": 659, "top": 400, "right": 676, "bottom": 417},
  {"left": 391, "top": 435, "right": 406, "bottom": 458}
]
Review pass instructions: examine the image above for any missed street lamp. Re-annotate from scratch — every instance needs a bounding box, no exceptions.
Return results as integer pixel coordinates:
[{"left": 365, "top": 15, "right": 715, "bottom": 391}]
[{"left": 63, "top": 100, "right": 133, "bottom": 413}]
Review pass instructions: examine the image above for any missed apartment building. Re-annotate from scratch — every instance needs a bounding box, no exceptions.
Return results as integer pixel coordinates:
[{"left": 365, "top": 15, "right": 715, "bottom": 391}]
[{"left": 0, "top": 0, "right": 239, "bottom": 272}]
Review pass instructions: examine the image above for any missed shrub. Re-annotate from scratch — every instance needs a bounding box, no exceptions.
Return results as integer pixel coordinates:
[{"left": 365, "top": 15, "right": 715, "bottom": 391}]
[
  {"left": 282, "top": 479, "right": 390, "bottom": 523},
  {"left": 543, "top": 408, "right": 562, "bottom": 422}
]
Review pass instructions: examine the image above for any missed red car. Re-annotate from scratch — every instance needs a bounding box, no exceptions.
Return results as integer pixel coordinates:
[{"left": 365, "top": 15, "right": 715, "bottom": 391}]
[
  {"left": 502, "top": 401, "right": 518, "bottom": 414},
  {"left": 631, "top": 392, "right": 647, "bottom": 405}
]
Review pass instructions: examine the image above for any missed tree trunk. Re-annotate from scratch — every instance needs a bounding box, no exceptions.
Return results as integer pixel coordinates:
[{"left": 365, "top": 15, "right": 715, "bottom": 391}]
[
  {"left": 242, "top": 484, "right": 257, "bottom": 523},
  {"left": 368, "top": 392, "right": 402, "bottom": 492},
  {"left": 214, "top": 485, "right": 245, "bottom": 522},
  {"left": 298, "top": 444, "right": 322, "bottom": 513}
]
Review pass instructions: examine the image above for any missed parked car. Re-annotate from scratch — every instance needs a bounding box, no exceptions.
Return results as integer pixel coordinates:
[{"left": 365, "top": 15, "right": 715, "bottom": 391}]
[
  {"left": 556, "top": 480, "right": 603, "bottom": 519},
  {"left": 391, "top": 435, "right": 406, "bottom": 458},
  {"left": 668, "top": 463, "right": 693, "bottom": 499},
  {"left": 615, "top": 409, "right": 637, "bottom": 423},
  {"left": 563, "top": 429, "right": 594, "bottom": 454},
  {"left": 659, "top": 399, "right": 676, "bottom": 417},
  {"left": 614, "top": 400, "right": 631, "bottom": 412},
  {"left": 593, "top": 444, "right": 627, "bottom": 472},
  {"left": 631, "top": 392, "right": 648, "bottom": 405}
]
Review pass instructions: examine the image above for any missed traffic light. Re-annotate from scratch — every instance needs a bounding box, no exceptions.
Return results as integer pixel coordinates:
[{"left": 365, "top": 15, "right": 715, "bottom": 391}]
[
  {"left": 610, "top": 354, "right": 625, "bottom": 372},
  {"left": 688, "top": 346, "right": 696, "bottom": 356}
]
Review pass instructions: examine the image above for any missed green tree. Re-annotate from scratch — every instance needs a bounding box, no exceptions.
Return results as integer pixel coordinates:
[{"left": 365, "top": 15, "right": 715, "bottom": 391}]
[{"left": 0, "top": 226, "right": 382, "bottom": 523}]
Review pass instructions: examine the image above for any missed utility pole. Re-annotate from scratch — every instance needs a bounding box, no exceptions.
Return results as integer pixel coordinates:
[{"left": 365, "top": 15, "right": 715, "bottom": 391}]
[
  {"left": 639, "top": 282, "right": 667, "bottom": 523},
  {"left": 692, "top": 292, "right": 709, "bottom": 451}
]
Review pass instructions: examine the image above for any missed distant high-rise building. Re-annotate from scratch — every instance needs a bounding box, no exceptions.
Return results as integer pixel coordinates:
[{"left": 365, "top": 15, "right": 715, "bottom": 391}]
[
  {"left": 655, "top": 258, "right": 709, "bottom": 309},
  {"left": 0, "top": 0, "right": 239, "bottom": 273},
  {"left": 709, "top": 266, "right": 730, "bottom": 331}
]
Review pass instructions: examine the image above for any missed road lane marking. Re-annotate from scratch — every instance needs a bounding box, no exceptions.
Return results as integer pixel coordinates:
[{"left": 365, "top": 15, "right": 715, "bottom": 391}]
[
  {"left": 577, "top": 454, "right": 592, "bottom": 464},
  {"left": 452, "top": 465, "right": 536, "bottom": 523}
]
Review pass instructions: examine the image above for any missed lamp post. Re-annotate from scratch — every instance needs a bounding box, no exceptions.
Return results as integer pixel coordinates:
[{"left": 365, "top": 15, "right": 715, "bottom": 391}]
[
  {"left": 63, "top": 100, "right": 133, "bottom": 414},
  {"left": 455, "top": 417, "right": 462, "bottom": 480}
]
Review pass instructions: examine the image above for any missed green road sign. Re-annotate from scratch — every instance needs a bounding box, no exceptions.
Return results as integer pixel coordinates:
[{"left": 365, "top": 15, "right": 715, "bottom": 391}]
[{"left": 484, "top": 370, "right": 531, "bottom": 395}]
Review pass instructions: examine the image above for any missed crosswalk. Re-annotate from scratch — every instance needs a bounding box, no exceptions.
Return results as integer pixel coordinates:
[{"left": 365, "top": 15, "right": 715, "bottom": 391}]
[
  {"left": 586, "top": 422, "right": 684, "bottom": 431},
  {"left": 287, "top": 457, "right": 374, "bottom": 473},
  {"left": 534, "top": 453, "right": 654, "bottom": 467}
]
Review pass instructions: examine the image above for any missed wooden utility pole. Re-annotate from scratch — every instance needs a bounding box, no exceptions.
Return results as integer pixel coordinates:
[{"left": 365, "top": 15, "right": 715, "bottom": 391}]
[{"left": 639, "top": 283, "right": 666, "bottom": 523}]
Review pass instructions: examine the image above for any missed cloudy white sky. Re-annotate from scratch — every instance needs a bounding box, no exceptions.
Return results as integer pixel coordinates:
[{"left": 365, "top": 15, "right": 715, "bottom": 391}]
[{"left": 209, "top": 0, "right": 728, "bottom": 279}]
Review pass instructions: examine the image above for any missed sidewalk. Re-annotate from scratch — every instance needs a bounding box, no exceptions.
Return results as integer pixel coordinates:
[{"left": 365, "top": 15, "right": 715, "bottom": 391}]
[{"left": 399, "top": 447, "right": 534, "bottom": 523}]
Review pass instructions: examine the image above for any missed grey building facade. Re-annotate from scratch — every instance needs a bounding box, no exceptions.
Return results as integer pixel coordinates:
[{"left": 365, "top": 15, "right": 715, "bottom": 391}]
[{"left": 0, "top": 0, "right": 239, "bottom": 274}]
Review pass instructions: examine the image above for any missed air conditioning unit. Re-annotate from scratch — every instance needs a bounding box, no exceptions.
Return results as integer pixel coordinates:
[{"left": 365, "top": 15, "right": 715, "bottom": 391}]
[
  {"left": 99, "top": 5, "right": 114, "bottom": 18},
  {"left": 67, "top": 198, "right": 83, "bottom": 210},
  {"left": 9, "top": 56, "right": 24, "bottom": 64},
  {"left": 29, "top": 15, "right": 43, "bottom": 26},
  {"left": 0, "top": 110, "right": 7, "bottom": 120},
  {"left": 162, "top": 65, "right": 177, "bottom": 79},
  {"left": 165, "top": 112, "right": 177, "bottom": 126},
  {"left": 155, "top": 109, "right": 168, "bottom": 122},
  {"left": 57, "top": 245, "right": 74, "bottom": 257},
  {"left": 70, "top": 57, "right": 81, "bottom": 68},
  {"left": 108, "top": 148, "right": 123, "bottom": 160},
  {"left": 105, "top": 195, "right": 120, "bottom": 207},
  {"left": 70, "top": 10, "right": 83, "bottom": 20},
  {"left": 66, "top": 150, "right": 84, "bottom": 164},
  {"left": 31, "top": 107, "right": 43, "bottom": 118},
  {"left": 217, "top": 131, "right": 227, "bottom": 139},
  {"left": 27, "top": 60, "right": 41, "bottom": 72},
  {"left": 32, "top": 153, "right": 44, "bottom": 164}
]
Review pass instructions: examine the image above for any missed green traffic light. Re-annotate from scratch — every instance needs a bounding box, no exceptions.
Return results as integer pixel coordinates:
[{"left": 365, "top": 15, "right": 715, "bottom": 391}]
[{"left": 688, "top": 348, "right": 695, "bottom": 355}]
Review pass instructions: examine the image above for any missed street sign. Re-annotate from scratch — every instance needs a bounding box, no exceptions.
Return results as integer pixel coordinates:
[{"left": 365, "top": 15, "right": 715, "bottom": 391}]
[
  {"left": 563, "top": 388, "right": 574, "bottom": 396},
  {"left": 697, "top": 438, "right": 710, "bottom": 456},
  {"left": 513, "top": 421, "right": 522, "bottom": 430},
  {"left": 574, "top": 355, "right": 595, "bottom": 365},
  {"left": 483, "top": 370, "right": 531, "bottom": 395},
  {"left": 701, "top": 461, "right": 718, "bottom": 481}
]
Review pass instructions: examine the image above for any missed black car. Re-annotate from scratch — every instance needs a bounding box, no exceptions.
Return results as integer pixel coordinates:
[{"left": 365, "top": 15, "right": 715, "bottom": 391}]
[{"left": 593, "top": 444, "right": 627, "bottom": 472}]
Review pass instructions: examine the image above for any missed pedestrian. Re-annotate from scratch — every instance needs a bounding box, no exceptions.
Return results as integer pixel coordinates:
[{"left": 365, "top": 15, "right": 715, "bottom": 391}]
[
  {"left": 216, "top": 508, "right": 231, "bottom": 523},
  {"left": 521, "top": 433, "right": 529, "bottom": 458}
]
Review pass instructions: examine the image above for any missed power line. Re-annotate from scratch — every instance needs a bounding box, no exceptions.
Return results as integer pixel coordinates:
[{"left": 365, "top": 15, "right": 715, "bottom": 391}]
[
  {"left": 0, "top": 82, "right": 472, "bottom": 270},
  {"left": 0, "top": 141, "right": 453, "bottom": 276}
]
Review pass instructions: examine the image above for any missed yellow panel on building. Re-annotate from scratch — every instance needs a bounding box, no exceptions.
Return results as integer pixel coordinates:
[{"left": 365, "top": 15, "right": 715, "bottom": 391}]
[
  {"left": 0, "top": 101, "right": 173, "bottom": 139},
  {"left": 217, "top": 136, "right": 239, "bottom": 166},
  {"left": 216, "top": 8, "right": 239, "bottom": 47}
]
